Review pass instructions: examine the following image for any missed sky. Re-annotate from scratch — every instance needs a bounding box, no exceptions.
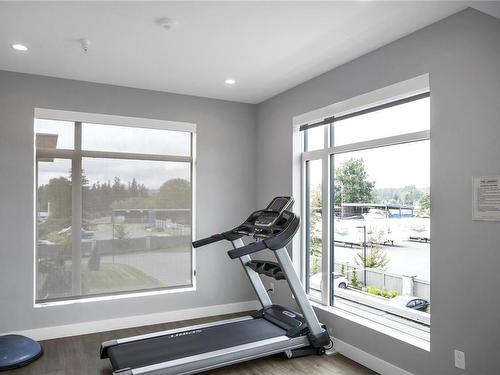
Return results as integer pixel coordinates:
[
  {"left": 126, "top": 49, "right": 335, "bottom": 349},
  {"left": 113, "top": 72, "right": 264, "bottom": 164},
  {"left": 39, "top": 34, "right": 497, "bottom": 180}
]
[
  {"left": 36, "top": 119, "right": 191, "bottom": 188},
  {"left": 307, "top": 97, "right": 430, "bottom": 190}
]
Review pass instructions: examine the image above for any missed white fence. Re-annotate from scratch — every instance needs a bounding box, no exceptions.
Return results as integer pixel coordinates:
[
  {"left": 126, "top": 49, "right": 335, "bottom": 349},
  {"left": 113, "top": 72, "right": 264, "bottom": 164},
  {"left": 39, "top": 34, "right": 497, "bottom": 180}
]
[{"left": 334, "top": 262, "right": 430, "bottom": 302}]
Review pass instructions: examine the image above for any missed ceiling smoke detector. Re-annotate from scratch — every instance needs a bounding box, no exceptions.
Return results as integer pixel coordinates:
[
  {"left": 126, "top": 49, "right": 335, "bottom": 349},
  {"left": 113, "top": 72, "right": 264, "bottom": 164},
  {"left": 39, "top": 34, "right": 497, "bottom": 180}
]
[
  {"left": 157, "top": 17, "right": 179, "bottom": 30},
  {"left": 78, "top": 38, "right": 91, "bottom": 54},
  {"left": 79, "top": 38, "right": 91, "bottom": 54}
]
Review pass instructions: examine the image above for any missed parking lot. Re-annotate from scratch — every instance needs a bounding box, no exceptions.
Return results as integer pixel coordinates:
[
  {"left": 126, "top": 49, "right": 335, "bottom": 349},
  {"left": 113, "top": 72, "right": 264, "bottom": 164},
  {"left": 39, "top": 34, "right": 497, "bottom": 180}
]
[{"left": 334, "top": 240, "right": 430, "bottom": 281}]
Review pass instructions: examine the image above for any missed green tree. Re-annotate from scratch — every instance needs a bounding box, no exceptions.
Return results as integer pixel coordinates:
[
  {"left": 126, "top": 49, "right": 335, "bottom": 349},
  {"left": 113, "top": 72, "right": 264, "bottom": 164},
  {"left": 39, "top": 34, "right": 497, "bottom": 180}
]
[
  {"left": 309, "top": 189, "right": 322, "bottom": 257},
  {"left": 37, "top": 185, "right": 49, "bottom": 212},
  {"left": 111, "top": 196, "right": 156, "bottom": 209},
  {"left": 418, "top": 192, "right": 430, "bottom": 216},
  {"left": 334, "top": 158, "right": 375, "bottom": 206},
  {"left": 129, "top": 178, "right": 139, "bottom": 197},
  {"left": 157, "top": 178, "right": 191, "bottom": 208},
  {"left": 391, "top": 192, "right": 401, "bottom": 204},
  {"left": 404, "top": 191, "right": 414, "bottom": 205},
  {"left": 46, "top": 177, "right": 72, "bottom": 219},
  {"left": 112, "top": 176, "right": 127, "bottom": 203}
]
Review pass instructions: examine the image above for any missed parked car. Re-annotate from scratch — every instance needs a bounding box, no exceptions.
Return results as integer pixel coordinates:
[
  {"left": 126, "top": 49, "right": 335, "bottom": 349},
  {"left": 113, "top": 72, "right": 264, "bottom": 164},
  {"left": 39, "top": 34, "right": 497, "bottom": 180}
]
[
  {"left": 390, "top": 295, "right": 429, "bottom": 311},
  {"left": 58, "top": 226, "right": 95, "bottom": 238},
  {"left": 37, "top": 239, "right": 54, "bottom": 245},
  {"left": 310, "top": 272, "right": 348, "bottom": 291}
]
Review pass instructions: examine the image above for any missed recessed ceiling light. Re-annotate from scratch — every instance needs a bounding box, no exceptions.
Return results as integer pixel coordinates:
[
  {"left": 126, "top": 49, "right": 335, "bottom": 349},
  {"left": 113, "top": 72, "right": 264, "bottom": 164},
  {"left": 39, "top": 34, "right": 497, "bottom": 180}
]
[
  {"left": 11, "top": 43, "right": 28, "bottom": 52},
  {"left": 225, "top": 78, "right": 236, "bottom": 85}
]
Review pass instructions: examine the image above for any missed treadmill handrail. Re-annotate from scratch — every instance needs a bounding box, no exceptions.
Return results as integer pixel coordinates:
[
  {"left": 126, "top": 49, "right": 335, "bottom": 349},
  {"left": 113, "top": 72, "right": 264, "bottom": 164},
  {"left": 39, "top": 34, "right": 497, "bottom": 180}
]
[
  {"left": 192, "top": 234, "right": 225, "bottom": 248},
  {"left": 227, "top": 240, "right": 267, "bottom": 259},
  {"left": 193, "top": 230, "right": 243, "bottom": 248}
]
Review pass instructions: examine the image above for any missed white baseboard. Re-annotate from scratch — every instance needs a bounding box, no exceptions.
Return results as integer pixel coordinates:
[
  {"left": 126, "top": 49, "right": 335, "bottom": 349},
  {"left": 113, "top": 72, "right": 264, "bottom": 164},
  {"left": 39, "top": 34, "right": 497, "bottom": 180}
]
[
  {"left": 333, "top": 337, "right": 414, "bottom": 375},
  {"left": 5, "top": 300, "right": 260, "bottom": 341}
]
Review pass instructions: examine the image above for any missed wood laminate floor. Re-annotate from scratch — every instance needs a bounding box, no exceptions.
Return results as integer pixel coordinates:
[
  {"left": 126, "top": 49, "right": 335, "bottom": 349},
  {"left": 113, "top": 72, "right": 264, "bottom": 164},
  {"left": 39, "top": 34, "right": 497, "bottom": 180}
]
[{"left": 3, "top": 313, "right": 377, "bottom": 375}]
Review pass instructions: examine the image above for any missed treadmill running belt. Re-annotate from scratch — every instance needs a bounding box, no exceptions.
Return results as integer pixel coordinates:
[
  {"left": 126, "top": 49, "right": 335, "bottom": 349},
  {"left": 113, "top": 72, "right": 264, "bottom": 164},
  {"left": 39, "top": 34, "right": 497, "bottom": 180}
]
[{"left": 108, "top": 318, "right": 286, "bottom": 371}]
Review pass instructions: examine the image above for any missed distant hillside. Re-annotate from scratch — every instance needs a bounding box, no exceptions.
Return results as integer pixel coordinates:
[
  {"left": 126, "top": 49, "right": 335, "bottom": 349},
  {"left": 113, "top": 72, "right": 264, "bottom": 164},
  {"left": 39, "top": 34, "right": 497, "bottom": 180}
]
[{"left": 374, "top": 185, "right": 429, "bottom": 206}]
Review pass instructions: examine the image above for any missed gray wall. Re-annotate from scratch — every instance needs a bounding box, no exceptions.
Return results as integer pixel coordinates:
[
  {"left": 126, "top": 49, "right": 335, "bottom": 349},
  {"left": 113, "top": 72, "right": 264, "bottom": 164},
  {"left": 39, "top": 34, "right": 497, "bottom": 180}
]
[
  {"left": 256, "top": 8, "right": 500, "bottom": 375},
  {"left": 1, "top": 7, "right": 500, "bottom": 375},
  {"left": 0, "top": 71, "right": 256, "bottom": 332}
]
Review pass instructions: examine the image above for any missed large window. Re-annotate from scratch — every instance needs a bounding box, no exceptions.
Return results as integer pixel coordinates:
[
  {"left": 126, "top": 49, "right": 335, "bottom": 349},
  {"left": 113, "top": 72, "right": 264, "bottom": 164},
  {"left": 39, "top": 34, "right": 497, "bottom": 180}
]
[
  {"left": 35, "top": 112, "right": 195, "bottom": 303},
  {"left": 302, "top": 93, "right": 430, "bottom": 325}
]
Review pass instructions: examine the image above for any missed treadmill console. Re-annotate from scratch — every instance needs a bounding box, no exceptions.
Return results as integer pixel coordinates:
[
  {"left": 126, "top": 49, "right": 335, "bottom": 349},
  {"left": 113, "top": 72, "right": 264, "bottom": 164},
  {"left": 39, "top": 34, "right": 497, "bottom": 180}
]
[
  {"left": 193, "top": 196, "right": 300, "bottom": 256},
  {"left": 254, "top": 196, "right": 294, "bottom": 227}
]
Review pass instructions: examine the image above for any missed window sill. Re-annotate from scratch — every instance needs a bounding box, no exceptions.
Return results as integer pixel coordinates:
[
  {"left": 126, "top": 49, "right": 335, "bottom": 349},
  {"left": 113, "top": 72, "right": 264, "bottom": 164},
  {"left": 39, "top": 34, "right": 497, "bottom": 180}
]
[
  {"left": 311, "top": 300, "right": 430, "bottom": 352},
  {"left": 34, "top": 285, "right": 196, "bottom": 308}
]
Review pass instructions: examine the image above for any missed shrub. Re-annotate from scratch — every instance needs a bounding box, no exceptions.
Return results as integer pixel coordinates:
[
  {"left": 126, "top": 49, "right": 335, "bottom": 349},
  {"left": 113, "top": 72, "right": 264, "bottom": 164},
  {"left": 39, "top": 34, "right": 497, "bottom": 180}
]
[
  {"left": 354, "top": 246, "right": 390, "bottom": 270},
  {"left": 380, "top": 289, "right": 390, "bottom": 298},
  {"left": 311, "top": 257, "right": 321, "bottom": 274},
  {"left": 350, "top": 269, "right": 359, "bottom": 288},
  {"left": 113, "top": 223, "right": 129, "bottom": 240},
  {"left": 366, "top": 286, "right": 399, "bottom": 299}
]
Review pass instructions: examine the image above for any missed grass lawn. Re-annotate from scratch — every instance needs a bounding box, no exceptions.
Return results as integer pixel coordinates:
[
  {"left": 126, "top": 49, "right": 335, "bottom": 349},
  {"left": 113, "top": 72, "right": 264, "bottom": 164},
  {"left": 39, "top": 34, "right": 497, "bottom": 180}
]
[{"left": 84, "top": 263, "right": 164, "bottom": 294}]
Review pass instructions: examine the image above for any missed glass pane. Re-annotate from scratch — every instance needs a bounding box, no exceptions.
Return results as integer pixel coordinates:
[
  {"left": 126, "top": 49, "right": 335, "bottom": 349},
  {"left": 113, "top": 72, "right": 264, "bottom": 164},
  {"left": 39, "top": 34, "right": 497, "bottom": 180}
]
[
  {"left": 306, "top": 159, "right": 323, "bottom": 299},
  {"left": 334, "top": 97, "right": 429, "bottom": 146},
  {"left": 82, "top": 123, "right": 191, "bottom": 156},
  {"left": 332, "top": 140, "right": 430, "bottom": 314},
  {"left": 36, "top": 158, "right": 73, "bottom": 301},
  {"left": 35, "top": 119, "right": 74, "bottom": 150},
  {"left": 305, "top": 125, "right": 326, "bottom": 151},
  {"left": 81, "top": 158, "right": 192, "bottom": 296}
]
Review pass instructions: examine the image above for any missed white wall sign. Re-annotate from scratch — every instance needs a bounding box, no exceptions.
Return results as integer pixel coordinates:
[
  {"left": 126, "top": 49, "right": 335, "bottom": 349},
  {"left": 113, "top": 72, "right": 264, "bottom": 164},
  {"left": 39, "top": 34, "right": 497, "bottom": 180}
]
[{"left": 472, "top": 176, "right": 500, "bottom": 221}]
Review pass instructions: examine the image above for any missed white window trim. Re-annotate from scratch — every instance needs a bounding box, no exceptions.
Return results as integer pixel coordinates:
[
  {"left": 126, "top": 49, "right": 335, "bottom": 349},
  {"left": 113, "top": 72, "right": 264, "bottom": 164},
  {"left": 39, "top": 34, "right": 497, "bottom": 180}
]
[
  {"left": 33, "top": 108, "right": 197, "bottom": 307},
  {"left": 293, "top": 73, "right": 429, "bottom": 128},
  {"left": 291, "top": 74, "right": 430, "bottom": 327},
  {"left": 35, "top": 108, "right": 197, "bottom": 133},
  {"left": 34, "top": 285, "right": 197, "bottom": 308}
]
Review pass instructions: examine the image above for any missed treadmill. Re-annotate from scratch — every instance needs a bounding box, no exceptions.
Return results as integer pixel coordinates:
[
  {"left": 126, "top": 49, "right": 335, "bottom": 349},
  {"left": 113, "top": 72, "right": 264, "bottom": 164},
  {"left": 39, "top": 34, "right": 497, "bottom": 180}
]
[{"left": 100, "top": 196, "right": 330, "bottom": 375}]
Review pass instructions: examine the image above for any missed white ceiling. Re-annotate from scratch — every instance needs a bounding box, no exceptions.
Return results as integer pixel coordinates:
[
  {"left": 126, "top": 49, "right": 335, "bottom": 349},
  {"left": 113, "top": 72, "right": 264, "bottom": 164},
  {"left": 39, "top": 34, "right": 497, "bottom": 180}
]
[{"left": 1, "top": 1, "right": 499, "bottom": 104}]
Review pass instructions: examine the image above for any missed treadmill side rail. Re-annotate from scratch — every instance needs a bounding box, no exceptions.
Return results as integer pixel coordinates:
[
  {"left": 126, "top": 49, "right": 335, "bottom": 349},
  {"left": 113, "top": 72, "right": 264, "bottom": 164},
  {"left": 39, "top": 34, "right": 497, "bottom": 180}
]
[
  {"left": 101, "top": 339, "right": 118, "bottom": 359},
  {"left": 113, "top": 368, "right": 133, "bottom": 375},
  {"left": 122, "top": 335, "right": 308, "bottom": 375}
]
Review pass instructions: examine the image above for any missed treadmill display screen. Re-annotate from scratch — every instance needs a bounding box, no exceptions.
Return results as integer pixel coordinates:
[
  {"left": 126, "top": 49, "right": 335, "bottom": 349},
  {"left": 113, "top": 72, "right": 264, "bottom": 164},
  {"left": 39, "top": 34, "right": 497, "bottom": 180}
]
[
  {"left": 267, "top": 197, "right": 291, "bottom": 213},
  {"left": 254, "top": 212, "right": 279, "bottom": 227}
]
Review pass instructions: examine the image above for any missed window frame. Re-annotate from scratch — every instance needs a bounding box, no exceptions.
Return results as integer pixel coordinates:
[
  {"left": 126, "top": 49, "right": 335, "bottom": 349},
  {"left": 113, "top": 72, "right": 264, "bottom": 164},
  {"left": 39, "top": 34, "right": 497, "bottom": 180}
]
[
  {"left": 34, "top": 108, "right": 197, "bottom": 306},
  {"left": 294, "top": 75, "right": 431, "bottom": 325},
  {"left": 302, "top": 114, "right": 430, "bottom": 307}
]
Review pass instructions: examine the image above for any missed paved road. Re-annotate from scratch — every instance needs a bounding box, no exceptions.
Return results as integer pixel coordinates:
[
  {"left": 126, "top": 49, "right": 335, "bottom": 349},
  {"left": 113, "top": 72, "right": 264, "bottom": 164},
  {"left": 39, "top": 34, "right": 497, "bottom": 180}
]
[{"left": 334, "top": 240, "right": 430, "bottom": 281}]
